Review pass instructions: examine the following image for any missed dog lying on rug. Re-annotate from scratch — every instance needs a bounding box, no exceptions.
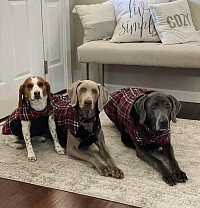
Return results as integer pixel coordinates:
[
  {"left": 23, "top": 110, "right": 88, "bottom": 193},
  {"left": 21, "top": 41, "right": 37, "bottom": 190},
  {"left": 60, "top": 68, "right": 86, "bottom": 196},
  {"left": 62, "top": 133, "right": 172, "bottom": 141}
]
[
  {"left": 60, "top": 80, "right": 124, "bottom": 179},
  {"left": 2, "top": 76, "right": 66, "bottom": 162},
  {"left": 104, "top": 87, "right": 187, "bottom": 185}
]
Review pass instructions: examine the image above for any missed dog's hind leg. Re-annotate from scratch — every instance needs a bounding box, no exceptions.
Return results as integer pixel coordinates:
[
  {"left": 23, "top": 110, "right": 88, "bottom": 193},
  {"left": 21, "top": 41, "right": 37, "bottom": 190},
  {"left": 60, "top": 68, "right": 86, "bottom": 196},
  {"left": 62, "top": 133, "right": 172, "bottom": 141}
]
[
  {"left": 35, "top": 136, "right": 46, "bottom": 143},
  {"left": 4, "top": 135, "right": 24, "bottom": 149},
  {"left": 118, "top": 123, "right": 135, "bottom": 148}
]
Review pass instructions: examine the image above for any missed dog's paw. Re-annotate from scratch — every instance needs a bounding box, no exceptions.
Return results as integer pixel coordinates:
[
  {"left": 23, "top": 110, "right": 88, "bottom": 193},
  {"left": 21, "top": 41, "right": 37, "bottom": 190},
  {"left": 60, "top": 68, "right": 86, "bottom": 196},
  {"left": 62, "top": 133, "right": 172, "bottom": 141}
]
[
  {"left": 163, "top": 174, "right": 177, "bottom": 186},
  {"left": 98, "top": 165, "right": 110, "bottom": 177},
  {"left": 14, "top": 143, "right": 24, "bottom": 149},
  {"left": 56, "top": 147, "right": 65, "bottom": 155},
  {"left": 36, "top": 136, "right": 46, "bottom": 143},
  {"left": 173, "top": 170, "right": 188, "bottom": 183},
  {"left": 27, "top": 154, "right": 37, "bottom": 162},
  {"left": 110, "top": 167, "right": 124, "bottom": 179}
]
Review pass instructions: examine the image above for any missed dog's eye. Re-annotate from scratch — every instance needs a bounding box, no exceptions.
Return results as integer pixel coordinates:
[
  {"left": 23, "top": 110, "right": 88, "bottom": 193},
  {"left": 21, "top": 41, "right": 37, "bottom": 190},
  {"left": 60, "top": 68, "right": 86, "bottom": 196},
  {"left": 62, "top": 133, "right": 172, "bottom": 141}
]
[
  {"left": 38, "top": 82, "right": 44, "bottom": 87},
  {"left": 80, "top": 87, "right": 87, "bottom": 93},
  {"left": 92, "top": 89, "right": 98, "bottom": 94},
  {"left": 27, "top": 84, "right": 33, "bottom": 89},
  {"left": 166, "top": 104, "right": 170, "bottom": 109}
]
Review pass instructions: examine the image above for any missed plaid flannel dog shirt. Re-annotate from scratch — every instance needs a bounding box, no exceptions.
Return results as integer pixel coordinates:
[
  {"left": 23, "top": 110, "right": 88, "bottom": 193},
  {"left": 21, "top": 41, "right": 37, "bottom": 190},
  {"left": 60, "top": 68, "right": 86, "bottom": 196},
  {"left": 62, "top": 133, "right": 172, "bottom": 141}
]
[
  {"left": 2, "top": 95, "right": 70, "bottom": 135},
  {"left": 104, "top": 87, "right": 170, "bottom": 146},
  {"left": 58, "top": 105, "right": 101, "bottom": 141},
  {"left": 2, "top": 94, "right": 101, "bottom": 145}
]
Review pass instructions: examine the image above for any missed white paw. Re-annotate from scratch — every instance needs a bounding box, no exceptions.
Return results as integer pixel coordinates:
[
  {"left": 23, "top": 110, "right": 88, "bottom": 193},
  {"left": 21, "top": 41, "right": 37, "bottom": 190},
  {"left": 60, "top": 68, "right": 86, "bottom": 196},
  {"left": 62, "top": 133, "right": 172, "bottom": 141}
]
[
  {"left": 14, "top": 143, "right": 24, "bottom": 149},
  {"left": 55, "top": 146, "right": 65, "bottom": 155},
  {"left": 35, "top": 136, "right": 46, "bottom": 143},
  {"left": 27, "top": 153, "right": 37, "bottom": 162}
]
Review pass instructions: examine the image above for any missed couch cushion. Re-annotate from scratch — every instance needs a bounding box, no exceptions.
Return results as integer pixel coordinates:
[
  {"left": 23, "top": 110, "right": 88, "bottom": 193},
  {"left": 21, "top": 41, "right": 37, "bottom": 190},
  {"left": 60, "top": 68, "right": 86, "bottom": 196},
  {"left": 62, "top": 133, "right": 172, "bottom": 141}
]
[{"left": 77, "top": 40, "right": 200, "bottom": 68}]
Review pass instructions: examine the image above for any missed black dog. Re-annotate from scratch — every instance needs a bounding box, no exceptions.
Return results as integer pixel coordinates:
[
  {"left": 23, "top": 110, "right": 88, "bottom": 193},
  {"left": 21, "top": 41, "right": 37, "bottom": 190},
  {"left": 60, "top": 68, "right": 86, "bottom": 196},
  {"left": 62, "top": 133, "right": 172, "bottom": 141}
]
[{"left": 104, "top": 87, "right": 188, "bottom": 186}]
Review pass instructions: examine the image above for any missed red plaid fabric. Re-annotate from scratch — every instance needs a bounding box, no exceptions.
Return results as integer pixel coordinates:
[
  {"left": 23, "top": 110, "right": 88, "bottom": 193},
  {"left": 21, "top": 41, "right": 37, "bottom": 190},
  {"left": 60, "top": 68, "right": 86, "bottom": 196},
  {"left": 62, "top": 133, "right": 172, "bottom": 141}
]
[
  {"left": 104, "top": 87, "right": 170, "bottom": 146},
  {"left": 56, "top": 104, "right": 101, "bottom": 139},
  {"left": 2, "top": 95, "right": 70, "bottom": 135},
  {"left": 2, "top": 94, "right": 101, "bottom": 139}
]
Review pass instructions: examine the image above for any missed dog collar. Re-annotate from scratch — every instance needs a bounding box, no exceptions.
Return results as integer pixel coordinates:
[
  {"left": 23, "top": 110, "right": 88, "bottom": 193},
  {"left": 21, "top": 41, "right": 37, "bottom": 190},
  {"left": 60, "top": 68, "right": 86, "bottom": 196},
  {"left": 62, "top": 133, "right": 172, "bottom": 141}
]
[{"left": 77, "top": 111, "right": 100, "bottom": 123}]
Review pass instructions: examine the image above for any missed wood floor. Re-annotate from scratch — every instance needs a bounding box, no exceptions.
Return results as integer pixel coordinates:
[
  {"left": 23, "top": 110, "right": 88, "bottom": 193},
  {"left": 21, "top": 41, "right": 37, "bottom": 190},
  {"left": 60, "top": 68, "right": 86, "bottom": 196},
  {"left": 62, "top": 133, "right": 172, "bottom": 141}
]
[{"left": 0, "top": 101, "right": 200, "bottom": 208}]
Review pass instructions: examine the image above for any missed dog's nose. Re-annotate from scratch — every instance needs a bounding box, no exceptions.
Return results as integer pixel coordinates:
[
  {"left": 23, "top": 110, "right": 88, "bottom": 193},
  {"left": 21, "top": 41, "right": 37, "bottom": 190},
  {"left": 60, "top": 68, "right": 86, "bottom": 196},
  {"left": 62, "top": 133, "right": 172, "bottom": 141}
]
[
  {"left": 34, "top": 91, "right": 40, "bottom": 99},
  {"left": 84, "top": 99, "right": 92, "bottom": 106},
  {"left": 159, "top": 119, "right": 169, "bottom": 129}
]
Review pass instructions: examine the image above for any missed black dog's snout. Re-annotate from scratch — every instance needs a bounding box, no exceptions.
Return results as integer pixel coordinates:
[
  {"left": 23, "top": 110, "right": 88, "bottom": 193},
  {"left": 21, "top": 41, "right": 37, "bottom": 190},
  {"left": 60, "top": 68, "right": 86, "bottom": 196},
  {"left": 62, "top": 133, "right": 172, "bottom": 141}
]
[
  {"left": 34, "top": 91, "right": 40, "bottom": 99},
  {"left": 84, "top": 99, "right": 92, "bottom": 106},
  {"left": 159, "top": 118, "right": 169, "bottom": 129}
]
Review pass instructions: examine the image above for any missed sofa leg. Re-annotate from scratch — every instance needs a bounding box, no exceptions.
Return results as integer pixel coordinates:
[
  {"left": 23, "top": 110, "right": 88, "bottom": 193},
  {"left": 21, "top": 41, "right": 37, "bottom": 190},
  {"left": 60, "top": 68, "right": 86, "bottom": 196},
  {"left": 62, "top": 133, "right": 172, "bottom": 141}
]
[
  {"left": 86, "top": 63, "right": 89, "bottom": 80},
  {"left": 102, "top": 64, "right": 105, "bottom": 86}
]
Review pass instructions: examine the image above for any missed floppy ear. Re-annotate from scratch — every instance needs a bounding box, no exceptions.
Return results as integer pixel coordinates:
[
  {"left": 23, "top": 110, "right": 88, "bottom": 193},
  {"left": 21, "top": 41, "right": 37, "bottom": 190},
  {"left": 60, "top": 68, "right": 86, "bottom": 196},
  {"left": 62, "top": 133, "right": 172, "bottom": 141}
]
[
  {"left": 67, "top": 80, "right": 82, "bottom": 106},
  {"left": 168, "top": 95, "right": 181, "bottom": 123},
  {"left": 134, "top": 95, "right": 148, "bottom": 124},
  {"left": 45, "top": 81, "right": 53, "bottom": 101},
  {"left": 18, "top": 85, "right": 24, "bottom": 107},
  {"left": 97, "top": 84, "right": 109, "bottom": 112}
]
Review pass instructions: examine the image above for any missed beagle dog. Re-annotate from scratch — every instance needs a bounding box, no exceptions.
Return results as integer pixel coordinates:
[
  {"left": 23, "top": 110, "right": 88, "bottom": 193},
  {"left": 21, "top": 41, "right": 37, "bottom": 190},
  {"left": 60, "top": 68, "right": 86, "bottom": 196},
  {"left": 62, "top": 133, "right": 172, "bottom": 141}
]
[
  {"left": 2, "top": 76, "right": 65, "bottom": 161},
  {"left": 60, "top": 80, "right": 124, "bottom": 179}
]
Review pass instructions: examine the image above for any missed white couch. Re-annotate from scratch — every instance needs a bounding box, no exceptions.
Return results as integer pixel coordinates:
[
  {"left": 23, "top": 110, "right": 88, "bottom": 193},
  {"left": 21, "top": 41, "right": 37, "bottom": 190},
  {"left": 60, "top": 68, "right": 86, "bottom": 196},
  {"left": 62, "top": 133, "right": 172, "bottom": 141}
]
[{"left": 76, "top": 0, "right": 200, "bottom": 86}]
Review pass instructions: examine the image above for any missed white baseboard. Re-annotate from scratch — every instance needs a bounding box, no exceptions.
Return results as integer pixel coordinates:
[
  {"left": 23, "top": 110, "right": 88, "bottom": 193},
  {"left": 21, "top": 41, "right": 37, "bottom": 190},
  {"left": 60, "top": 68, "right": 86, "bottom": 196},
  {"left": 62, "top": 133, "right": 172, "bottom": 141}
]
[{"left": 105, "top": 84, "right": 200, "bottom": 103}]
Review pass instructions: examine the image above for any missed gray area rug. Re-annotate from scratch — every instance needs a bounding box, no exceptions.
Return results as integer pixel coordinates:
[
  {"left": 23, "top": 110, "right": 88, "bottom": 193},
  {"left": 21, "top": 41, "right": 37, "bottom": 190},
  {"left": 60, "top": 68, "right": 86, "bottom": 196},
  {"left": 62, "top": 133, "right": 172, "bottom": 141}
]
[{"left": 0, "top": 112, "right": 200, "bottom": 208}]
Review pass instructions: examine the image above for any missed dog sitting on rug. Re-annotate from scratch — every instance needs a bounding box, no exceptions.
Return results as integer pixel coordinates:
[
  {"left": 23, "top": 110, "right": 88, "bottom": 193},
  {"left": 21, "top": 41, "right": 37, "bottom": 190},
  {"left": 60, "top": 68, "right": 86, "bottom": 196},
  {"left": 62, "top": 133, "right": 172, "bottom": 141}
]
[
  {"left": 58, "top": 80, "right": 124, "bottom": 179},
  {"left": 2, "top": 76, "right": 67, "bottom": 162},
  {"left": 104, "top": 87, "right": 188, "bottom": 185}
]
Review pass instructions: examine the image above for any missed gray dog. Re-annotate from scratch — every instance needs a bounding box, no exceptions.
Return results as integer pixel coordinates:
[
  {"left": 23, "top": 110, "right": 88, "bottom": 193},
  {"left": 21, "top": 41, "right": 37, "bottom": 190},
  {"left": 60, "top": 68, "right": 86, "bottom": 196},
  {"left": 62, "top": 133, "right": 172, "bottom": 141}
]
[{"left": 104, "top": 87, "right": 188, "bottom": 186}]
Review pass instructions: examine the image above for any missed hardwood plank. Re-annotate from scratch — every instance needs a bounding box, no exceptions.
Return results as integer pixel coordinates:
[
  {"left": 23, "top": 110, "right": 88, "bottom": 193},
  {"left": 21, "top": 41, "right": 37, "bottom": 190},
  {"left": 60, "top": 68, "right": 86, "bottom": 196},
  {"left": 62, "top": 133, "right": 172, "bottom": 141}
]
[{"left": 0, "top": 178, "right": 137, "bottom": 208}]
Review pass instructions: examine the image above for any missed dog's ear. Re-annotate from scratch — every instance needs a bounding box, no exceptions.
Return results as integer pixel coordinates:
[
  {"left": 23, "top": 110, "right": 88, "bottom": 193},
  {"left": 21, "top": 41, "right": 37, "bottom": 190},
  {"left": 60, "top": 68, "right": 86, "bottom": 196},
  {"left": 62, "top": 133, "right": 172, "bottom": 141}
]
[
  {"left": 45, "top": 81, "right": 53, "bottom": 101},
  {"left": 168, "top": 95, "right": 181, "bottom": 123},
  {"left": 68, "top": 80, "right": 82, "bottom": 106},
  {"left": 134, "top": 95, "right": 148, "bottom": 124},
  {"left": 18, "top": 84, "right": 24, "bottom": 107},
  {"left": 98, "top": 84, "right": 109, "bottom": 112}
]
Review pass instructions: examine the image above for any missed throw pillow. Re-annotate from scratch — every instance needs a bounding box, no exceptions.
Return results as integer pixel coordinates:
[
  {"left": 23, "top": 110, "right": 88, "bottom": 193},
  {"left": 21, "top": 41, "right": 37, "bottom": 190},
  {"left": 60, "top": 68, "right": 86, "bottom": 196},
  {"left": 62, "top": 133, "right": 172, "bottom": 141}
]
[
  {"left": 110, "top": 0, "right": 169, "bottom": 43},
  {"left": 149, "top": 0, "right": 200, "bottom": 44},
  {"left": 73, "top": 0, "right": 116, "bottom": 43}
]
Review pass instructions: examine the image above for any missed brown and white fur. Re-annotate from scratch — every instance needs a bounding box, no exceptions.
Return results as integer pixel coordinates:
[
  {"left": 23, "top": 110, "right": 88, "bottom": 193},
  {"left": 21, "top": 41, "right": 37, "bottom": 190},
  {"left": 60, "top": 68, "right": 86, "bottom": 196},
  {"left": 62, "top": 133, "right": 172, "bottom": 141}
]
[
  {"left": 66, "top": 80, "right": 124, "bottom": 179},
  {"left": 6, "top": 76, "right": 65, "bottom": 161}
]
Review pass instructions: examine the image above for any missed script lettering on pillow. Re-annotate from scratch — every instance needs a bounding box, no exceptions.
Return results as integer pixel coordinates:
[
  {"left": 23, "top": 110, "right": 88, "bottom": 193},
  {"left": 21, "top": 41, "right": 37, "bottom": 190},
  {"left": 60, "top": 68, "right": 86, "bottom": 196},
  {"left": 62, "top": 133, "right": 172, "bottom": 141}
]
[
  {"left": 119, "top": 0, "right": 157, "bottom": 38},
  {"left": 110, "top": 0, "right": 169, "bottom": 43}
]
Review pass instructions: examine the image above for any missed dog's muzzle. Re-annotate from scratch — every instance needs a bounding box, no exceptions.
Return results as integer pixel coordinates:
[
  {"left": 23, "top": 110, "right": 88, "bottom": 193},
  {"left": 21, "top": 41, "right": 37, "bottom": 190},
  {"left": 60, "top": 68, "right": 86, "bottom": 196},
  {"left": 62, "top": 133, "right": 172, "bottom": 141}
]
[
  {"left": 34, "top": 91, "right": 41, "bottom": 100},
  {"left": 157, "top": 117, "right": 169, "bottom": 131},
  {"left": 83, "top": 99, "right": 93, "bottom": 109}
]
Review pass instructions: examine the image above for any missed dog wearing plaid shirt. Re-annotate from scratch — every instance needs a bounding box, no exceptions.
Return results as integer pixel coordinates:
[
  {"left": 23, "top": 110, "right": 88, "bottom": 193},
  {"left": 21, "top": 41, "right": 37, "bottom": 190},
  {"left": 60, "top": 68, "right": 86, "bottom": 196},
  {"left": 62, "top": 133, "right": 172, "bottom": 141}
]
[
  {"left": 104, "top": 87, "right": 188, "bottom": 185},
  {"left": 2, "top": 76, "right": 66, "bottom": 162},
  {"left": 63, "top": 80, "right": 124, "bottom": 179}
]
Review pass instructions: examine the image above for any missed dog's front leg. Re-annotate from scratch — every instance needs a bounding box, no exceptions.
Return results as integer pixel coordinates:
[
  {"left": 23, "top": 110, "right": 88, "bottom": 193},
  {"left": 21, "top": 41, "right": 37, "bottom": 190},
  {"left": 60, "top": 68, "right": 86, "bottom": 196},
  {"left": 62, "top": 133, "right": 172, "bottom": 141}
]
[
  {"left": 135, "top": 143, "right": 177, "bottom": 186},
  {"left": 67, "top": 131, "right": 110, "bottom": 177},
  {"left": 21, "top": 120, "right": 36, "bottom": 162},
  {"left": 48, "top": 115, "right": 65, "bottom": 155},
  {"left": 95, "top": 130, "right": 124, "bottom": 179},
  {"left": 163, "top": 142, "right": 188, "bottom": 183}
]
